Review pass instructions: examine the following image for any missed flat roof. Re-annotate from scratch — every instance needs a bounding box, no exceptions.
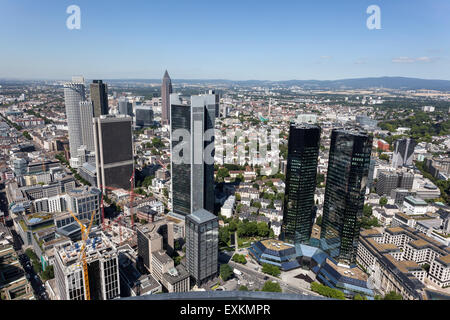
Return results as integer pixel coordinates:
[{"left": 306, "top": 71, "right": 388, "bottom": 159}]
[
  {"left": 405, "top": 196, "right": 427, "bottom": 206},
  {"left": 325, "top": 258, "right": 368, "bottom": 282},
  {"left": 260, "top": 239, "right": 294, "bottom": 252},
  {"left": 188, "top": 209, "right": 217, "bottom": 224},
  {"left": 436, "top": 254, "right": 450, "bottom": 266}
]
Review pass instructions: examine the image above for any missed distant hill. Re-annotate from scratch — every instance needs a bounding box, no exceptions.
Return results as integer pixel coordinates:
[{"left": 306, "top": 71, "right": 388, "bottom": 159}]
[
  {"left": 169, "top": 77, "right": 450, "bottom": 91},
  {"left": 2, "top": 76, "right": 450, "bottom": 91},
  {"left": 275, "top": 77, "right": 450, "bottom": 91}
]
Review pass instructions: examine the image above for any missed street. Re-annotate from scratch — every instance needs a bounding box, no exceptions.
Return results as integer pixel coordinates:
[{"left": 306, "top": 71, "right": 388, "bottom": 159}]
[
  {"left": 220, "top": 248, "right": 321, "bottom": 297},
  {"left": 1, "top": 182, "right": 49, "bottom": 300}
]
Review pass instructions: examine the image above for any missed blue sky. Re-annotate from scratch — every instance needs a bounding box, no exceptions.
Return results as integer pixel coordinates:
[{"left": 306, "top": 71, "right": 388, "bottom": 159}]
[{"left": 0, "top": 0, "right": 449, "bottom": 80}]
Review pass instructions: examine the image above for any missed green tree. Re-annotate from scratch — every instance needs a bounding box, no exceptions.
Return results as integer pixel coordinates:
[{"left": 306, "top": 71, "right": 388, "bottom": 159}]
[
  {"left": 232, "top": 254, "right": 247, "bottom": 264},
  {"left": 261, "top": 263, "right": 281, "bottom": 277},
  {"left": 383, "top": 291, "right": 403, "bottom": 300},
  {"left": 217, "top": 168, "right": 230, "bottom": 180},
  {"left": 379, "top": 197, "right": 388, "bottom": 206},
  {"left": 41, "top": 265, "right": 54, "bottom": 281},
  {"left": 252, "top": 201, "right": 262, "bottom": 209},
  {"left": 353, "top": 294, "right": 367, "bottom": 300},
  {"left": 310, "top": 282, "right": 345, "bottom": 300},
  {"left": 220, "top": 264, "right": 233, "bottom": 281},
  {"left": 256, "top": 222, "right": 270, "bottom": 237},
  {"left": 262, "top": 281, "right": 282, "bottom": 293},
  {"left": 316, "top": 215, "right": 322, "bottom": 226},
  {"left": 219, "top": 227, "right": 231, "bottom": 246},
  {"left": 316, "top": 173, "right": 325, "bottom": 187},
  {"left": 238, "top": 285, "right": 249, "bottom": 291}
]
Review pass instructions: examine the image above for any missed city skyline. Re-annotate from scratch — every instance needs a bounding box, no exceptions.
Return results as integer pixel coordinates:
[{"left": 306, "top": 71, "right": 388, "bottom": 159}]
[
  {"left": 1, "top": 1, "right": 449, "bottom": 305},
  {"left": 1, "top": 0, "right": 449, "bottom": 80}
]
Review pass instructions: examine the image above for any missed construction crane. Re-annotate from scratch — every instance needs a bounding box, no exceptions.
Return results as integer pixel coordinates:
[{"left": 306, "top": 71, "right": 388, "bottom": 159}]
[
  {"left": 69, "top": 210, "right": 96, "bottom": 301},
  {"left": 99, "top": 172, "right": 138, "bottom": 231}
]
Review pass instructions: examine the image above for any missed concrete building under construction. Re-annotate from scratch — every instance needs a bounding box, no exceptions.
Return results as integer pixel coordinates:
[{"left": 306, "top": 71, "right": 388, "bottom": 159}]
[{"left": 53, "top": 234, "right": 120, "bottom": 300}]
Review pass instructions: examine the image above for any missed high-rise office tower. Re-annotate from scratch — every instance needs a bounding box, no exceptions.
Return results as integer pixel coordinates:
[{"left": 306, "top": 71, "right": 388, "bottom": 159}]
[
  {"left": 320, "top": 128, "right": 373, "bottom": 266},
  {"left": 392, "top": 138, "right": 416, "bottom": 168},
  {"left": 118, "top": 98, "right": 133, "bottom": 116},
  {"left": 281, "top": 123, "right": 321, "bottom": 244},
  {"left": 161, "top": 70, "right": 173, "bottom": 125},
  {"left": 376, "top": 170, "right": 414, "bottom": 196},
  {"left": 63, "top": 77, "right": 86, "bottom": 163},
  {"left": 79, "top": 101, "right": 95, "bottom": 152},
  {"left": 93, "top": 115, "right": 134, "bottom": 191},
  {"left": 90, "top": 80, "right": 109, "bottom": 117},
  {"left": 185, "top": 209, "right": 219, "bottom": 286},
  {"left": 170, "top": 92, "right": 216, "bottom": 217},
  {"left": 135, "top": 105, "right": 154, "bottom": 128}
]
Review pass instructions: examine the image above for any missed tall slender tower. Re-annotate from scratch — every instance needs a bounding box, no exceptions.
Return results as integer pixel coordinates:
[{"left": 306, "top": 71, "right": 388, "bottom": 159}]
[
  {"left": 79, "top": 101, "right": 95, "bottom": 152},
  {"left": 161, "top": 70, "right": 173, "bottom": 125},
  {"left": 320, "top": 128, "right": 373, "bottom": 266},
  {"left": 90, "top": 80, "right": 109, "bottom": 117},
  {"left": 64, "top": 77, "right": 86, "bottom": 163},
  {"left": 281, "top": 123, "right": 321, "bottom": 244},
  {"left": 170, "top": 92, "right": 217, "bottom": 217}
]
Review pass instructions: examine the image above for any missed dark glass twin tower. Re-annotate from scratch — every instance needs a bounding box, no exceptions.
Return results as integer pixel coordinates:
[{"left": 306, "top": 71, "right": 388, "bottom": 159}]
[
  {"left": 281, "top": 123, "right": 321, "bottom": 244},
  {"left": 281, "top": 124, "right": 373, "bottom": 265}
]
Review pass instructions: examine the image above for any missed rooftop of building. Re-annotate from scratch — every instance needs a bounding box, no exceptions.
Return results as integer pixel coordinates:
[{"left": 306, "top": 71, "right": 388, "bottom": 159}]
[
  {"left": 187, "top": 209, "right": 217, "bottom": 225},
  {"left": 260, "top": 239, "right": 294, "bottom": 252},
  {"left": 384, "top": 254, "right": 422, "bottom": 273},
  {"left": 324, "top": 258, "right": 368, "bottom": 282},
  {"left": 162, "top": 264, "right": 189, "bottom": 285},
  {"left": 67, "top": 185, "right": 100, "bottom": 197},
  {"left": 404, "top": 196, "right": 428, "bottom": 206},
  {"left": 367, "top": 238, "right": 400, "bottom": 253},
  {"left": 56, "top": 234, "right": 117, "bottom": 271},
  {"left": 311, "top": 224, "right": 321, "bottom": 240},
  {"left": 153, "top": 250, "right": 173, "bottom": 265},
  {"left": 360, "top": 228, "right": 383, "bottom": 237},
  {"left": 386, "top": 225, "right": 450, "bottom": 255},
  {"left": 436, "top": 254, "right": 450, "bottom": 266}
]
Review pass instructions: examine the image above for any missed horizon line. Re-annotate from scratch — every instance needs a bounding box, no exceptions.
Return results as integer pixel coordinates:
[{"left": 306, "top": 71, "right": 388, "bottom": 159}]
[{"left": 2, "top": 75, "right": 450, "bottom": 83}]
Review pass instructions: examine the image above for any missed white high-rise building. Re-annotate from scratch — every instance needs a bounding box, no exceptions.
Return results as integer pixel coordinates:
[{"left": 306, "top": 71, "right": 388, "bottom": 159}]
[
  {"left": 64, "top": 77, "right": 86, "bottom": 167},
  {"left": 79, "top": 101, "right": 95, "bottom": 152}
]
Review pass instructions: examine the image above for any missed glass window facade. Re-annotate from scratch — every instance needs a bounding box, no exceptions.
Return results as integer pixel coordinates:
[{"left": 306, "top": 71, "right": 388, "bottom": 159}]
[
  {"left": 320, "top": 129, "right": 373, "bottom": 265},
  {"left": 281, "top": 123, "right": 321, "bottom": 245}
]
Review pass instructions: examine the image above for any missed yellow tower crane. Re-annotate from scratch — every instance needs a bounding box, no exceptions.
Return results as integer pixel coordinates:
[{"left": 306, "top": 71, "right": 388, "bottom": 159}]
[{"left": 69, "top": 210, "right": 96, "bottom": 301}]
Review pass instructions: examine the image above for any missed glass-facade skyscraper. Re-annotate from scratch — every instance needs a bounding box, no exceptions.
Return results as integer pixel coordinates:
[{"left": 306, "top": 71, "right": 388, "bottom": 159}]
[
  {"left": 170, "top": 95, "right": 192, "bottom": 216},
  {"left": 281, "top": 123, "right": 321, "bottom": 245},
  {"left": 185, "top": 209, "right": 219, "bottom": 286},
  {"left": 170, "top": 93, "right": 217, "bottom": 217},
  {"left": 90, "top": 80, "right": 109, "bottom": 117},
  {"left": 320, "top": 128, "right": 373, "bottom": 266}
]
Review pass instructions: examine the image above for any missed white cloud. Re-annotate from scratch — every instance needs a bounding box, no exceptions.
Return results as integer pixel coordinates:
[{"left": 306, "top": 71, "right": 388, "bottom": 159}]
[{"left": 392, "top": 56, "right": 437, "bottom": 63}]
